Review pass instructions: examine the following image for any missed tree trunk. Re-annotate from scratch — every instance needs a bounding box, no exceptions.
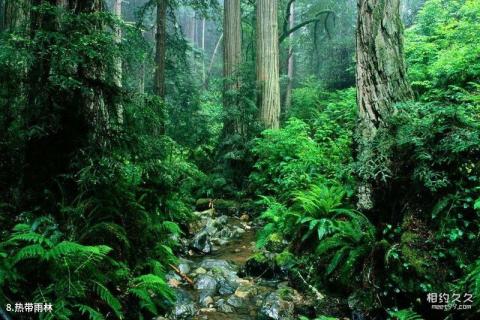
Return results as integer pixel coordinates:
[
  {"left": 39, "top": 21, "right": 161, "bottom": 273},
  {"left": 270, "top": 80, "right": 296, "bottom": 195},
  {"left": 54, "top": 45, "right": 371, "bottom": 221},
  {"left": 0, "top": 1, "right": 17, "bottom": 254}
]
[
  {"left": 201, "top": 17, "right": 206, "bottom": 85},
  {"left": 155, "top": 0, "right": 167, "bottom": 99},
  {"left": 256, "top": 0, "right": 280, "bottom": 129},
  {"left": 113, "top": 0, "right": 123, "bottom": 124},
  {"left": 356, "top": 0, "right": 413, "bottom": 210},
  {"left": 284, "top": 2, "right": 295, "bottom": 111},
  {"left": 3, "top": 0, "right": 29, "bottom": 31},
  {"left": 223, "top": 0, "right": 242, "bottom": 134}
]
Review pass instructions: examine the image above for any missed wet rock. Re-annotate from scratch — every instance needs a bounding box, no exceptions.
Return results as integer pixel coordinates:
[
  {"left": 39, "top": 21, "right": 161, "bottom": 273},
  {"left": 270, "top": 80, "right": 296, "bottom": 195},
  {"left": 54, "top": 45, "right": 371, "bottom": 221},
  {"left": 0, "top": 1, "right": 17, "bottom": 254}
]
[
  {"left": 171, "top": 289, "right": 197, "bottom": 319},
  {"left": 215, "top": 215, "right": 229, "bottom": 226},
  {"left": 200, "top": 259, "right": 238, "bottom": 273},
  {"left": 199, "top": 307, "right": 216, "bottom": 313},
  {"left": 195, "top": 274, "right": 218, "bottom": 295},
  {"left": 217, "top": 275, "right": 239, "bottom": 295},
  {"left": 258, "top": 291, "right": 295, "bottom": 320},
  {"left": 227, "top": 295, "right": 244, "bottom": 308},
  {"left": 199, "top": 295, "right": 214, "bottom": 307},
  {"left": 196, "top": 198, "right": 212, "bottom": 211},
  {"left": 216, "top": 298, "right": 234, "bottom": 313},
  {"left": 240, "top": 214, "right": 250, "bottom": 222},
  {"left": 191, "top": 230, "right": 212, "bottom": 253},
  {"left": 234, "top": 283, "right": 257, "bottom": 299},
  {"left": 177, "top": 258, "right": 193, "bottom": 275},
  {"left": 194, "top": 267, "right": 207, "bottom": 275}
]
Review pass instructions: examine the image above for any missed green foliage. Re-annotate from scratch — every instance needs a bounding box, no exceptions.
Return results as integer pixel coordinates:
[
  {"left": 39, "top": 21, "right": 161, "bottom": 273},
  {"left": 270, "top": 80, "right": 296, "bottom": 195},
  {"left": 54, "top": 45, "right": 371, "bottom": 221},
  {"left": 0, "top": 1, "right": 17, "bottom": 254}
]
[
  {"left": 388, "top": 309, "right": 424, "bottom": 320},
  {"left": 406, "top": 0, "right": 480, "bottom": 101}
]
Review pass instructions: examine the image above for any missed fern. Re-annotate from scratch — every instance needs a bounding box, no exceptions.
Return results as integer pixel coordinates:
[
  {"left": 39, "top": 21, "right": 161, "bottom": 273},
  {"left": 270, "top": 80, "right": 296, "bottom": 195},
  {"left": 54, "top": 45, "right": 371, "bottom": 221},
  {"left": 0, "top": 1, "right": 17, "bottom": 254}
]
[
  {"left": 388, "top": 309, "right": 424, "bottom": 320},
  {"left": 76, "top": 304, "right": 106, "bottom": 320},
  {"left": 92, "top": 281, "right": 124, "bottom": 319}
]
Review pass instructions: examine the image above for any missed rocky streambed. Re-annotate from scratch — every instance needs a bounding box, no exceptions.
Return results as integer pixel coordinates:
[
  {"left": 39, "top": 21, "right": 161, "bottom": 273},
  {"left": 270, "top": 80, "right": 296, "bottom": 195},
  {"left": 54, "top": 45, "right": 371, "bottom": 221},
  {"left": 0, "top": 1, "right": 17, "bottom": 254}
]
[{"left": 156, "top": 205, "right": 315, "bottom": 320}]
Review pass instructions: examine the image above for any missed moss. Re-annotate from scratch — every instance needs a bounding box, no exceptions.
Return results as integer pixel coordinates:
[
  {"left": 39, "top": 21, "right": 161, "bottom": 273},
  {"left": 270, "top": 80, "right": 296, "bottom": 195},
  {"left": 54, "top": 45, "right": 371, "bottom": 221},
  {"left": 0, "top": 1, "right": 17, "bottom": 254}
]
[
  {"left": 275, "top": 250, "right": 295, "bottom": 268},
  {"left": 400, "top": 231, "right": 428, "bottom": 274},
  {"left": 266, "top": 232, "right": 285, "bottom": 253}
]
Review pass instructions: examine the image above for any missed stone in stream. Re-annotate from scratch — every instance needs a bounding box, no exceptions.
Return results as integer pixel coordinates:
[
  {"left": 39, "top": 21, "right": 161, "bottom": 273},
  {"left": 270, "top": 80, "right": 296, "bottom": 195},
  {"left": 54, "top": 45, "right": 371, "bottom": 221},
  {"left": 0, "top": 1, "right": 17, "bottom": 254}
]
[
  {"left": 171, "top": 289, "right": 197, "bottom": 319},
  {"left": 258, "top": 291, "right": 295, "bottom": 320},
  {"left": 215, "top": 298, "right": 234, "bottom": 313},
  {"left": 200, "top": 259, "right": 238, "bottom": 273},
  {"left": 226, "top": 295, "right": 244, "bottom": 308},
  {"left": 195, "top": 274, "right": 218, "bottom": 298},
  {"left": 177, "top": 258, "right": 193, "bottom": 275},
  {"left": 190, "top": 230, "right": 212, "bottom": 253},
  {"left": 217, "top": 274, "right": 239, "bottom": 295}
]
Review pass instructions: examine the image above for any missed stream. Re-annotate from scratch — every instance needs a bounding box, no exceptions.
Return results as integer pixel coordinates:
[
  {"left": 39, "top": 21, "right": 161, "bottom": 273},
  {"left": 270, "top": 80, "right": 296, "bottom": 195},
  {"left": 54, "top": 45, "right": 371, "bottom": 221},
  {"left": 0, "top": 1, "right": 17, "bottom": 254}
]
[{"left": 157, "top": 205, "right": 312, "bottom": 320}]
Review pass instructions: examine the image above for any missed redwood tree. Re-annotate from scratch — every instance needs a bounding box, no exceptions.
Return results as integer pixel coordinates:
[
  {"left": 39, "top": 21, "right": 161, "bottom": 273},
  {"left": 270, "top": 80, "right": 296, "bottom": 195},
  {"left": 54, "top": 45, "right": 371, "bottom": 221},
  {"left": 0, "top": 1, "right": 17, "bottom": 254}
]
[
  {"left": 256, "top": 0, "right": 280, "bottom": 129},
  {"left": 223, "top": 0, "right": 242, "bottom": 134},
  {"left": 356, "top": 0, "right": 413, "bottom": 210}
]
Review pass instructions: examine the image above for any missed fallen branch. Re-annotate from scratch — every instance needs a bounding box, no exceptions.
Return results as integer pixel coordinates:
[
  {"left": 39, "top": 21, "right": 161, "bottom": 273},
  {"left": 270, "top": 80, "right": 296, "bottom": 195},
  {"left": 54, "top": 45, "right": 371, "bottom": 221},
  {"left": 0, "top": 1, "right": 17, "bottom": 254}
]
[
  {"left": 169, "top": 263, "right": 194, "bottom": 287},
  {"left": 296, "top": 270, "right": 324, "bottom": 301}
]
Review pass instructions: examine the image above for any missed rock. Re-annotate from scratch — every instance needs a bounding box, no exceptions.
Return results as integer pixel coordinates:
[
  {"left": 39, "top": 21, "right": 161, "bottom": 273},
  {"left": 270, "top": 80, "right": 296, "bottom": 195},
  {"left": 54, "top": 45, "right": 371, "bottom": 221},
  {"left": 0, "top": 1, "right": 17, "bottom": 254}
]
[
  {"left": 200, "top": 295, "right": 214, "bottom": 307},
  {"left": 191, "top": 230, "right": 212, "bottom": 253},
  {"left": 265, "top": 233, "right": 285, "bottom": 253},
  {"left": 195, "top": 274, "right": 218, "bottom": 292},
  {"left": 244, "top": 253, "right": 277, "bottom": 278},
  {"left": 213, "top": 199, "right": 239, "bottom": 215},
  {"left": 178, "top": 258, "right": 193, "bottom": 275},
  {"left": 200, "top": 259, "right": 238, "bottom": 273},
  {"left": 171, "top": 289, "right": 197, "bottom": 319},
  {"left": 234, "top": 248, "right": 241, "bottom": 253},
  {"left": 217, "top": 275, "right": 239, "bottom": 295},
  {"left": 234, "top": 283, "right": 257, "bottom": 299},
  {"left": 196, "top": 198, "right": 212, "bottom": 211},
  {"left": 155, "top": 317, "right": 168, "bottom": 320},
  {"left": 240, "top": 214, "right": 250, "bottom": 222},
  {"left": 216, "top": 298, "right": 234, "bottom": 313},
  {"left": 194, "top": 267, "right": 207, "bottom": 275},
  {"left": 199, "top": 307, "right": 216, "bottom": 313},
  {"left": 227, "top": 295, "right": 244, "bottom": 308},
  {"left": 215, "top": 215, "right": 229, "bottom": 226},
  {"left": 258, "top": 292, "right": 295, "bottom": 320}
]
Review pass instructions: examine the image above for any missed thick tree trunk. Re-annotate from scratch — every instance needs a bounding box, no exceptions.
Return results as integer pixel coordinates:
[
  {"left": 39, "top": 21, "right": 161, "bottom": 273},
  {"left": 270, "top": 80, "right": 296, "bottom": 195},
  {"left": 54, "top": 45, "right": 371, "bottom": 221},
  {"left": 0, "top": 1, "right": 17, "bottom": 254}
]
[
  {"left": 223, "top": 0, "right": 242, "bottom": 134},
  {"left": 284, "top": 2, "right": 295, "bottom": 111},
  {"left": 256, "top": 0, "right": 280, "bottom": 129},
  {"left": 3, "top": 0, "right": 29, "bottom": 31},
  {"left": 356, "top": 0, "right": 413, "bottom": 210}
]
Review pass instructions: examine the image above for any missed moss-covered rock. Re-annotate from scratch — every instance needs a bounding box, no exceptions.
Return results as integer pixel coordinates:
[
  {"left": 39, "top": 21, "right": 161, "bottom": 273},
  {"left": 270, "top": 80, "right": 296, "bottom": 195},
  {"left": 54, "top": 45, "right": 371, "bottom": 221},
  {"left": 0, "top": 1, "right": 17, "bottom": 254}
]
[{"left": 265, "top": 232, "right": 286, "bottom": 253}]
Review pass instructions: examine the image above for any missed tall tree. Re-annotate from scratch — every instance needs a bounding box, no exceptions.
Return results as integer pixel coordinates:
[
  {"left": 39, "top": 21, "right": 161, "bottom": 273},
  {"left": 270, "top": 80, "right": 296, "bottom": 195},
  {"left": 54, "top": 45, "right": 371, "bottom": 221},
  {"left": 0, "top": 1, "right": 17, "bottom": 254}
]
[
  {"left": 256, "top": 0, "right": 280, "bottom": 129},
  {"left": 155, "top": 0, "right": 167, "bottom": 99},
  {"left": 356, "top": 0, "right": 413, "bottom": 210},
  {"left": 284, "top": 1, "right": 295, "bottom": 110},
  {"left": 223, "top": 0, "right": 242, "bottom": 134},
  {"left": 113, "top": 0, "right": 123, "bottom": 124}
]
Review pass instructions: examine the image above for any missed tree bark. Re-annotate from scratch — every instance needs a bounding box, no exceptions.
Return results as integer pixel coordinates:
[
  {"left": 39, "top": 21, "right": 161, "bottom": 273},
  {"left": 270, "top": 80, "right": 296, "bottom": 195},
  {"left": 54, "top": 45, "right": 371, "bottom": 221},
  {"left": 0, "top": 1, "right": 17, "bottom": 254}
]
[
  {"left": 155, "top": 0, "right": 167, "bottom": 99},
  {"left": 113, "top": 0, "right": 123, "bottom": 124},
  {"left": 201, "top": 17, "right": 206, "bottom": 85},
  {"left": 223, "top": 0, "right": 242, "bottom": 134},
  {"left": 284, "top": 2, "right": 295, "bottom": 111},
  {"left": 256, "top": 0, "right": 281, "bottom": 129},
  {"left": 3, "top": 0, "right": 29, "bottom": 31},
  {"left": 356, "top": 0, "right": 413, "bottom": 210}
]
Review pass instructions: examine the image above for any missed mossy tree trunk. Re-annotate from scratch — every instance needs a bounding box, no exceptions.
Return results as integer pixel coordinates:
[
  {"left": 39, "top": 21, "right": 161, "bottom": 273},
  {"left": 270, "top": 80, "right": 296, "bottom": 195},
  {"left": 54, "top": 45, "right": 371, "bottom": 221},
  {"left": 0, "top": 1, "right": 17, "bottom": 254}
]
[
  {"left": 356, "top": 0, "right": 413, "bottom": 210},
  {"left": 256, "top": 0, "right": 281, "bottom": 129},
  {"left": 223, "top": 0, "right": 242, "bottom": 134}
]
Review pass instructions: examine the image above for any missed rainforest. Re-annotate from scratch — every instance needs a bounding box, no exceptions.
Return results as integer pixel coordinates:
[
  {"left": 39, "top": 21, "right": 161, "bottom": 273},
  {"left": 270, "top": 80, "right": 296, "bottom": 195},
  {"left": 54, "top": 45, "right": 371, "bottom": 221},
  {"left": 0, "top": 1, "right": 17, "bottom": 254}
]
[{"left": 0, "top": 0, "right": 479, "bottom": 319}]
